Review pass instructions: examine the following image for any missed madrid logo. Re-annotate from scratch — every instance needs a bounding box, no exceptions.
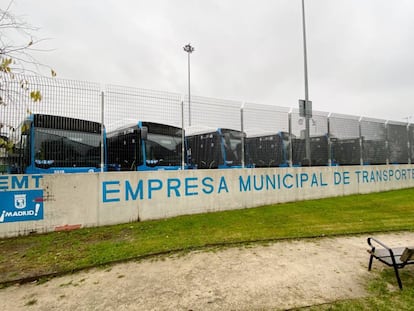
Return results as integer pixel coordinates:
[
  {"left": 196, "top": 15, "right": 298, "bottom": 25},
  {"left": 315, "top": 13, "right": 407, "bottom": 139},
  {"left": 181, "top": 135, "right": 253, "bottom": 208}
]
[
  {"left": 0, "top": 190, "right": 44, "bottom": 223},
  {"left": 14, "top": 194, "right": 27, "bottom": 209}
]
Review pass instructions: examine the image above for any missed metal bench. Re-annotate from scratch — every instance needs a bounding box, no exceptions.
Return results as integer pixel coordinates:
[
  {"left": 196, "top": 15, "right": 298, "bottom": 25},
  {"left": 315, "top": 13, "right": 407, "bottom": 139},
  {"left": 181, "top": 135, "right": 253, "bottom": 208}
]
[{"left": 367, "top": 237, "right": 414, "bottom": 289}]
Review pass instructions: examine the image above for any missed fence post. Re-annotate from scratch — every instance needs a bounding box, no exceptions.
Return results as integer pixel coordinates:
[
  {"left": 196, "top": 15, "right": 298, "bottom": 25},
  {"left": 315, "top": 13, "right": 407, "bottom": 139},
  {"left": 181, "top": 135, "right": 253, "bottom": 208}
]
[
  {"left": 385, "top": 121, "right": 389, "bottom": 165},
  {"left": 408, "top": 123, "right": 411, "bottom": 165},
  {"left": 240, "top": 103, "right": 245, "bottom": 168},
  {"left": 359, "top": 116, "right": 363, "bottom": 166},
  {"left": 181, "top": 100, "right": 185, "bottom": 170},
  {"left": 288, "top": 109, "right": 293, "bottom": 167},
  {"left": 101, "top": 91, "right": 105, "bottom": 173},
  {"left": 327, "top": 113, "right": 332, "bottom": 166}
]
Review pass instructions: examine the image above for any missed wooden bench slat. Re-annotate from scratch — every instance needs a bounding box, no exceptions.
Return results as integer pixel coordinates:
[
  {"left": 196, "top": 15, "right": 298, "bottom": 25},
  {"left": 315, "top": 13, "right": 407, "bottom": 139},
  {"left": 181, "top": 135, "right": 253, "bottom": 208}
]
[{"left": 401, "top": 247, "right": 414, "bottom": 262}]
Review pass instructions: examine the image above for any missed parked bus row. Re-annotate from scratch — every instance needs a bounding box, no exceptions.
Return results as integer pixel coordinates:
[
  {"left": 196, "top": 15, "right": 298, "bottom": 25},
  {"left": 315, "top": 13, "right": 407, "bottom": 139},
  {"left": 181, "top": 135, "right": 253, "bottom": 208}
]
[{"left": 1, "top": 114, "right": 412, "bottom": 174}]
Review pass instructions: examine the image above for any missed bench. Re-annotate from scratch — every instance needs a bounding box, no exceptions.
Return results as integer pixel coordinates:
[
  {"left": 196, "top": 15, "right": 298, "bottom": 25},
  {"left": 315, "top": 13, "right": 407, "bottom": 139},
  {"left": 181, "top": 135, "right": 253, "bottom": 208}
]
[{"left": 367, "top": 237, "right": 414, "bottom": 289}]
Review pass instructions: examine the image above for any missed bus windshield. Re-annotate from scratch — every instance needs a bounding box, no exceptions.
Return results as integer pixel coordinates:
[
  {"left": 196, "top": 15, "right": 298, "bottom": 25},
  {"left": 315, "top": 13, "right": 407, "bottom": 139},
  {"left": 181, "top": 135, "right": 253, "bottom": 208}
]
[
  {"left": 222, "top": 130, "right": 243, "bottom": 165},
  {"left": 34, "top": 127, "right": 101, "bottom": 168},
  {"left": 144, "top": 123, "right": 183, "bottom": 167}
]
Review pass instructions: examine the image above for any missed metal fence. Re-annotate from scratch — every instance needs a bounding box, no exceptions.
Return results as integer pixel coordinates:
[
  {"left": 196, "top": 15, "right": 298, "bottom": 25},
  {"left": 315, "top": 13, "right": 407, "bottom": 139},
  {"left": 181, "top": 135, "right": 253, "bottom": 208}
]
[{"left": 1, "top": 74, "right": 413, "bottom": 173}]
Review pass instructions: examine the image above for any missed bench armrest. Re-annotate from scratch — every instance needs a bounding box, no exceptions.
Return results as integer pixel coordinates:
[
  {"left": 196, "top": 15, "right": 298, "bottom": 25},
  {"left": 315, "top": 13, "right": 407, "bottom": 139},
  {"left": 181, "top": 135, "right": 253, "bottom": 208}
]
[
  {"left": 367, "top": 237, "right": 392, "bottom": 251},
  {"left": 367, "top": 237, "right": 398, "bottom": 259}
]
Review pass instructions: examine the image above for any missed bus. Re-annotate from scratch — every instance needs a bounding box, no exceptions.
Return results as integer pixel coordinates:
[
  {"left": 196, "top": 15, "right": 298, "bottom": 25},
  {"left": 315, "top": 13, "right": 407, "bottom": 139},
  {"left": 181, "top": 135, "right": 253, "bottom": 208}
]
[
  {"left": 0, "top": 133, "right": 11, "bottom": 174},
  {"left": 331, "top": 137, "right": 361, "bottom": 165},
  {"left": 361, "top": 139, "right": 387, "bottom": 165},
  {"left": 107, "top": 121, "right": 186, "bottom": 171},
  {"left": 186, "top": 126, "right": 244, "bottom": 169},
  {"left": 291, "top": 135, "right": 330, "bottom": 166},
  {"left": 245, "top": 130, "right": 290, "bottom": 167},
  {"left": 13, "top": 114, "right": 106, "bottom": 174}
]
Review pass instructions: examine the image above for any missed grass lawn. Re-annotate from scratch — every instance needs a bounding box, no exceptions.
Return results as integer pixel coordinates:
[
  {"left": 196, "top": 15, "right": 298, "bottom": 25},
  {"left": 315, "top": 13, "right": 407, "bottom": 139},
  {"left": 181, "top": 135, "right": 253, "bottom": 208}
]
[
  {"left": 1, "top": 188, "right": 414, "bottom": 301},
  {"left": 300, "top": 268, "right": 414, "bottom": 311}
]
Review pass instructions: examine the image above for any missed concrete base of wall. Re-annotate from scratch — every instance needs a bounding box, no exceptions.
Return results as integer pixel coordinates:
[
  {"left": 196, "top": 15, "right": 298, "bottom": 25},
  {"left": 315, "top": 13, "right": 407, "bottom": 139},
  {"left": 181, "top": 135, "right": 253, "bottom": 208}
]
[{"left": 1, "top": 165, "right": 413, "bottom": 238}]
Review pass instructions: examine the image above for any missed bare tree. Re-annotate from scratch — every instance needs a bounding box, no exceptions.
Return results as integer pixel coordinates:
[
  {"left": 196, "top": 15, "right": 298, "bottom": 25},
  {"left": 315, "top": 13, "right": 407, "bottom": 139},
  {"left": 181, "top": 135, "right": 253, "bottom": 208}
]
[{"left": 0, "top": 0, "right": 55, "bottom": 150}]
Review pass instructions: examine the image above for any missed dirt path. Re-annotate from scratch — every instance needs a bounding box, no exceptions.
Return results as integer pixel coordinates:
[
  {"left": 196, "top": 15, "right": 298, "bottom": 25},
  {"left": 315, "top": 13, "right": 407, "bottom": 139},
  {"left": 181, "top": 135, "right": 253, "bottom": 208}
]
[{"left": 1, "top": 232, "right": 413, "bottom": 311}]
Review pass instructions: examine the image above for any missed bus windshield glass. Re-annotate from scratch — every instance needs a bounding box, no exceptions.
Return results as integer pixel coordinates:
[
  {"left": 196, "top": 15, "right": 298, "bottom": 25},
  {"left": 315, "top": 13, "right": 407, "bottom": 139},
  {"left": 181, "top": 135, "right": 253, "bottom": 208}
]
[
  {"left": 144, "top": 123, "right": 183, "bottom": 167},
  {"left": 222, "top": 130, "right": 243, "bottom": 165},
  {"left": 34, "top": 127, "right": 101, "bottom": 168}
]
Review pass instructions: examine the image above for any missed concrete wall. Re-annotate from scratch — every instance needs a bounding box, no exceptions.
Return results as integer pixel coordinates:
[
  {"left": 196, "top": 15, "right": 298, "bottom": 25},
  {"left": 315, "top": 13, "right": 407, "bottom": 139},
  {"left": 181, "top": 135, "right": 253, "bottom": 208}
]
[{"left": 1, "top": 165, "right": 414, "bottom": 238}]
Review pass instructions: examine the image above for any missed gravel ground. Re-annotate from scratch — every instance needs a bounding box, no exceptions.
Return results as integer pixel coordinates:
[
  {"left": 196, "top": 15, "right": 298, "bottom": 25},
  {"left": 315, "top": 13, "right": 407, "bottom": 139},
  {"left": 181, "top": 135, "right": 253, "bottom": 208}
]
[{"left": 1, "top": 232, "right": 414, "bottom": 311}]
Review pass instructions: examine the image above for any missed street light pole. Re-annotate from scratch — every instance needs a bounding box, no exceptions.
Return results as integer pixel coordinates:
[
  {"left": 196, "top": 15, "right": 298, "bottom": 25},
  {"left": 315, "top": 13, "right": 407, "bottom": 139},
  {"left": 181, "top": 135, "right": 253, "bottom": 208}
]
[
  {"left": 301, "top": 0, "right": 311, "bottom": 165},
  {"left": 183, "top": 43, "right": 195, "bottom": 127}
]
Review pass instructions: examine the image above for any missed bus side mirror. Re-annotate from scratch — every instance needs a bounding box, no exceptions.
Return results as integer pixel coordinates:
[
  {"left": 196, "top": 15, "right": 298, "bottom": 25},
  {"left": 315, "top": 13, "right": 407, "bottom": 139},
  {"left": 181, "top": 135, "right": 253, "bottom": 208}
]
[{"left": 141, "top": 126, "right": 148, "bottom": 140}]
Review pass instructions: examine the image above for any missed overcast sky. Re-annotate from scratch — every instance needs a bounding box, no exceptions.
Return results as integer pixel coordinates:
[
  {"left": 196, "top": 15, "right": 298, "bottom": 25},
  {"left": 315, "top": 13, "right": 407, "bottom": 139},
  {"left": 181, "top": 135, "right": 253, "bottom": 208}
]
[{"left": 6, "top": 0, "right": 414, "bottom": 122}]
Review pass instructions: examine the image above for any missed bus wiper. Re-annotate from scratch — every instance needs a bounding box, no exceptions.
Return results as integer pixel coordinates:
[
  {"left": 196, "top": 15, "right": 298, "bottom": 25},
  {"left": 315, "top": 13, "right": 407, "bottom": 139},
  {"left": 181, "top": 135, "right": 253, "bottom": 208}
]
[
  {"left": 35, "top": 159, "right": 54, "bottom": 168},
  {"left": 146, "top": 159, "right": 163, "bottom": 167}
]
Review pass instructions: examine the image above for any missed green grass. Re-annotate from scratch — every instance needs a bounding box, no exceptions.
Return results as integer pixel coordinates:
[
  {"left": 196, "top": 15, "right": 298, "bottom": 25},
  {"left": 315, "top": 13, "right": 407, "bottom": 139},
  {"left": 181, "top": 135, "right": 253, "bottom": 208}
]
[
  {"left": 0, "top": 188, "right": 414, "bottom": 287},
  {"left": 299, "top": 269, "right": 414, "bottom": 311}
]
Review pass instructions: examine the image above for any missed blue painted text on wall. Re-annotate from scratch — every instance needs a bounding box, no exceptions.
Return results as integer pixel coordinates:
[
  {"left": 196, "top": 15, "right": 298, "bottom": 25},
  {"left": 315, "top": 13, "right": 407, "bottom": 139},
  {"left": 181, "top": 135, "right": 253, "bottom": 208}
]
[
  {"left": 102, "top": 176, "right": 229, "bottom": 203},
  {"left": 101, "top": 167, "right": 414, "bottom": 203},
  {"left": 355, "top": 169, "right": 414, "bottom": 183},
  {"left": 0, "top": 175, "right": 43, "bottom": 190}
]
